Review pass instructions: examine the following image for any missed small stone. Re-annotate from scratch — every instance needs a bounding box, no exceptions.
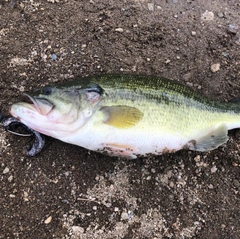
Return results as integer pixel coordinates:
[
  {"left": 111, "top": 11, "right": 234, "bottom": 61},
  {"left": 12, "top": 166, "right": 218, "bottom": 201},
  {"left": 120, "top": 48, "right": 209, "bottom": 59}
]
[
  {"left": 93, "top": 206, "right": 97, "bottom": 210},
  {"left": 19, "top": 86, "right": 25, "bottom": 92},
  {"left": 217, "top": 12, "right": 224, "bottom": 18},
  {"left": 72, "top": 226, "right": 84, "bottom": 234},
  {"left": 147, "top": 3, "right": 154, "bottom": 11},
  {"left": 169, "top": 181, "right": 175, "bottom": 188},
  {"left": 211, "top": 63, "right": 220, "bottom": 72},
  {"left": 51, "top": 54, "right": 57, "bottom": 60},
  {"left": 194, "top": 155, "right": 201, "bottom": 162},
  {"left": 105, "top": 202, "right": 112, "bottom": 208},
  {"left": 191, "top": 31, "right": 196, "bottom": 36},
  {"left": 235, "top": 38, "right": 240, "bottom": 45},
  {"left": 121, "top": 212, "right": 129, "bottom": 220},
  {"left": 232, "top": 162, "right": 238, "bottom": 167},
  {"left": 23, "top": 191, "right": 29, "bottom": 202},
  {"left": 115, "top": 28, "right": 123, "bottom": 33},
  {"left": 19, "top": 2, "right": 24, "bottom": 8},
  {"left": 151, "top": 168, "right": 156, "bottom": 173},
  {"left": 222, "top": 52, "right": 229, "bottom": 58},
  {"left": 165, "top": 59, "right": 171, "bottom": 64},
  {"left": 201, "top": 10, "right": 214, "bottom": 21},
  {"left": 211, "top": 165, "right": 218, "bottom": 173},
  {"left": 221, "top": 224, "right": 226, "bottom": 229},
  {"left": 228, "top": 24, "right": 239, "bottom": 34},
  {"left": 8, "top": 175, "right": 13, "bottom": 182},
  {"left": 44, "top": 216, "right": 52, "bottom": 224},
  {"left": 233, "top": 179, "right": 240, "bottom": 189},
  {"left": 3, "top": 167, "right": 10, "bottom": 174},
  {"left": 208, "top": 184, "right": 214, "bottom": 189}
]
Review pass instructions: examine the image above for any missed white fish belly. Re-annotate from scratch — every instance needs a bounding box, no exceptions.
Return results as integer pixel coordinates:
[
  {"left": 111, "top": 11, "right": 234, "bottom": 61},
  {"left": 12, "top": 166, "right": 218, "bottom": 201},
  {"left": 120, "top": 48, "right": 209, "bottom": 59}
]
[{"left": 61, "top": 122, "right": 188, "bottom": 158}]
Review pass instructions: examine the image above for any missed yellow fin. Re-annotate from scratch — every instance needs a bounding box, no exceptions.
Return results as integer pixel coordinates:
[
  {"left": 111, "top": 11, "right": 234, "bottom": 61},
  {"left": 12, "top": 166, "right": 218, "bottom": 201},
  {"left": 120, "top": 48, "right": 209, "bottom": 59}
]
[{"left": 101, "top": 105, "right": 143, "bottom": 128}]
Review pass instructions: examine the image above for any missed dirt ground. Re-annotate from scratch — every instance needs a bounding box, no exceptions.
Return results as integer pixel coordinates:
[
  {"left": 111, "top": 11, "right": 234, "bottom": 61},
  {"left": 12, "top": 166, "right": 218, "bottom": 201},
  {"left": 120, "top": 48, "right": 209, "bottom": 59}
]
[{"left": 0, "top": 0, "right": 240, "bottom": 238}]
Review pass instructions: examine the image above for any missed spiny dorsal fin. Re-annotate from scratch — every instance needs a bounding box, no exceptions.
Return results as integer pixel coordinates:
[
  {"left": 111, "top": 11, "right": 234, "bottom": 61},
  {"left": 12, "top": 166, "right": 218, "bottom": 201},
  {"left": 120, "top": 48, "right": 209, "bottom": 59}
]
[
  {"left": 188, "top": 124, "right": 229, "bottom": 151},
  {"left": 101, "top": 105, "right": 143, "bottom": 129}
]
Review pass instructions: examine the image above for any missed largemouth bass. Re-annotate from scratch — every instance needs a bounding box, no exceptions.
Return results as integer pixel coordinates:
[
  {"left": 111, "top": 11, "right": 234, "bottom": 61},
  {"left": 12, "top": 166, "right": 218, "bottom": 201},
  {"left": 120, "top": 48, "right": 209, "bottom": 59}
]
[{"left": 10, "top": 75, "right": 240, "bottom": 158}]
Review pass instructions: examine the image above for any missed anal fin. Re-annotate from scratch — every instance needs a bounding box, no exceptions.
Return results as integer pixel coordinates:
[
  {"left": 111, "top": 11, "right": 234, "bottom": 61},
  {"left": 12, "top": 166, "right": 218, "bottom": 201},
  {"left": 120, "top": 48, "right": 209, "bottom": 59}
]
[{"left": 187, "top": 124, "right": 229, "bottom": 151}]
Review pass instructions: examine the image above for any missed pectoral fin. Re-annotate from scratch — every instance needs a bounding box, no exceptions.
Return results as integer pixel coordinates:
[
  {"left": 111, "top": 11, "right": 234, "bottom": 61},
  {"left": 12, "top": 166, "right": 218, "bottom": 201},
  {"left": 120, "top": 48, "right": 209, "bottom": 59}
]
[
  {"left": 101, "top": 105, "right": 143, "bottom": 128},
  {"left": 187, "top": 124, "right": 229, "bottom": 151}
]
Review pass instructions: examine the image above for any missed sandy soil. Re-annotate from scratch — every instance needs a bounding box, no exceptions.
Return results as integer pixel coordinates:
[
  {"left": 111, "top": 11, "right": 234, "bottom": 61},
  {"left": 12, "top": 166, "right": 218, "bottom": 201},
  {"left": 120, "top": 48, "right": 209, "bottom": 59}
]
[{"left": 0, "top": 0, "right": 240, "bottom": 238}]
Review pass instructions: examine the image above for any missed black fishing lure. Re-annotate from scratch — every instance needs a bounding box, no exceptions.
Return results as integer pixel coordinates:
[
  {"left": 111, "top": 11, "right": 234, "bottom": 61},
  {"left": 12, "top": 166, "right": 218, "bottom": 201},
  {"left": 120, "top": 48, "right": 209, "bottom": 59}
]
[{"left": 1, "top": 115, "right": 45, "bottom": 156}]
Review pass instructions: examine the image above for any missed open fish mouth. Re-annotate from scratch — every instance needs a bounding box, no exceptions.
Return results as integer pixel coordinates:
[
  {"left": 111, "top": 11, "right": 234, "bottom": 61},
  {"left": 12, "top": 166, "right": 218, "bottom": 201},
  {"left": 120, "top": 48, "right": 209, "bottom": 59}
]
[{"left": 23, "top": 93, "right": 54, "bottom": 115}]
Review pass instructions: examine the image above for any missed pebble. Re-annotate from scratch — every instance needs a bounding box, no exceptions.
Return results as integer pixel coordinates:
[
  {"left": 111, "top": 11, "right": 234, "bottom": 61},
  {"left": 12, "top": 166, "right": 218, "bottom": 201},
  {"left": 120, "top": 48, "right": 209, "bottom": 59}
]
[
  {"left": 221, "top": 224, "right": 226, "bottom": 229},
  {"left": 72, "top": 226, "right": 84, "bottom": 234},
  {"left": 211, "top": 165, "right": 218, "bottom": 173},
  {"left": 235, "top": 38, "right": 240, "bottom": 45},
  {"left": 8, "top": 175, "right": 13, "bottom": 182},
  {"left": 233, "top": 179, "right": 240, "bottom": 189},
  {"left": 211, "top": 63, "right": 220, "bottom": 72},
  {"left": 23, "top": 191, "right": 29, "bottom": 202},
  {"left": 194, "top": 155, "right": 201, "bottom": 162},
  {"left": 19, "top": 86, "right": 25, "bottom": 92},
  {"left": 115, "top": 28, "right": 123, "bottom": 33},
  {"left": 228, "top": 24, "right": 239, "bottom": 34},
  {"left": 121, "top": 212, "right": 129, "bottom": 220},
  {"left": 208, "top": 184, "right": 214, "bottom": 189},
  {"left": 169, "top": 181, "right": 175, "bottom": 188},
  {"left": 217, "top": 12, "right": 224, "bottom": 18},
  {"left": 222, "top": 52, "right": 229, "bottom": 58},
  {"left": 147, "top": 3, "right": 154, "bottom": 11},
  {"left": 47, "top": 0, "right": 59, "bottom": 3},
  {"left": 201, "top": 10, "right": 214, "bottom": 21},
  {"left": 51, "top": 54, "right": 57, "bottom": 60},
  {"left": 191, "top": 31, "right": 196, "bottom": 36},
  {"left": 3, "top": 167, "right": 10, "bottom": 174},
  {"left": 151, "top": 168, "right": 156, "bottom": 173},
  {"left": 44, "top": 216, "right": 52, "bottom": 224},
  {"left": 165, "top": 59, "right": 171, "bottom": 64}
]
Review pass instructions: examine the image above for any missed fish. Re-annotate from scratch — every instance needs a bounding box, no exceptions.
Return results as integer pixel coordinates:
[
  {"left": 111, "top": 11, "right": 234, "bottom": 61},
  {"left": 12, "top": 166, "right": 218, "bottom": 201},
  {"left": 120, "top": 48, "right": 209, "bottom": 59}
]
[{"left": 9, "top": 74, "right": 240, "bottom": 158}]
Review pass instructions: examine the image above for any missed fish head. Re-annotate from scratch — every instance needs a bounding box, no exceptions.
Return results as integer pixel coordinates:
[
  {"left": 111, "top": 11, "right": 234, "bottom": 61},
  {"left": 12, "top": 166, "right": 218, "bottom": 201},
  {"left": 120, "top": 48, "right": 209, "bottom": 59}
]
[{"left": 10, "top": 85, "right": 102, "bottom": 137}]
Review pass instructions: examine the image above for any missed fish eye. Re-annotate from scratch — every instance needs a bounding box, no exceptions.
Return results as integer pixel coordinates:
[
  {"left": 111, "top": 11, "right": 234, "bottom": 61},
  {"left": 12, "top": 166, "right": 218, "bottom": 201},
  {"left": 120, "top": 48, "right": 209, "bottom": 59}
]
[{"left": 42, "top": 86, "right": 52, "bottom": 95}]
